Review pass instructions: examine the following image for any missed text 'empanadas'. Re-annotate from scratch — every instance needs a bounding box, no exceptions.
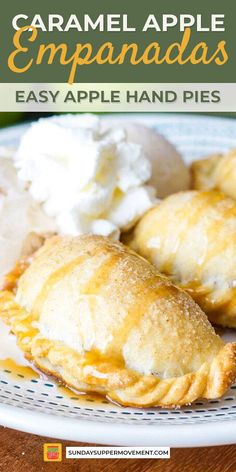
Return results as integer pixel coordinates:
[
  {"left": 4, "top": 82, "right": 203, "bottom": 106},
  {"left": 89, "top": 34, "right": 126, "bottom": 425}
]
[
  {"left": 191, "top": 149, "right": 236, "bottom": 200},
  {"left": 0, "top": 235, "right": 235, "bottom": 407},
  {"left": 130, "top": 190, "right": 236, "bottom": 328}
]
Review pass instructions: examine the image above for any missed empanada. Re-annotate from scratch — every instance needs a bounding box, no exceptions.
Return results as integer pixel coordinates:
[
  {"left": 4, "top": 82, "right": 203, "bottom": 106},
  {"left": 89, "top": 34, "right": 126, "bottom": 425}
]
[
  {"left": 0, "top": 234, "right": 235, "bottom": 407},
  {"left": 130, "top": 190, "right": 236, "bottom": 328},
  {"left": 191, "top": 149, "right": 236, "bottom": 200}
]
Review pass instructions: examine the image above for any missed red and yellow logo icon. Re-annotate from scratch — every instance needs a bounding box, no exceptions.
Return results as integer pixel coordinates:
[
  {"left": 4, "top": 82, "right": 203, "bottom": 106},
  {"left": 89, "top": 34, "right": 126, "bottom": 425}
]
[{"left": 43, "top": 443, "right": 62, "bottom": 462}]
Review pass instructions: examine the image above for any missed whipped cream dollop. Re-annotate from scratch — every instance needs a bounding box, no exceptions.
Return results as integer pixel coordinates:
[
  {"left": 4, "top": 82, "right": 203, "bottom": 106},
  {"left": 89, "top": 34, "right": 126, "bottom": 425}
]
[{"left": 15, "top": 114, "right": 157, "bottom": 239}]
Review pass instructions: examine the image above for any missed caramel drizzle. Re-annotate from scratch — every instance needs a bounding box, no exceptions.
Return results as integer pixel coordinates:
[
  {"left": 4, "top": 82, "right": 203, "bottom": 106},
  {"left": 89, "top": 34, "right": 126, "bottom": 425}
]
[
  {"left": 159, "top": 192, "right": 228, "bottom": 276},
  {"left": 1, "top": 260, "right": 29, "bottom": 293},
  {"left": 145, "top": 192, "right": 236, "bottom": 307},
  {"left": 1, "top": 244, "right": 182, "bottom": 372},
  {"left": 31, "top": 249, "right": 169, "bottom": 359},
  {"left": 0, "top": 358, "right": 38, "bottom": 380}
]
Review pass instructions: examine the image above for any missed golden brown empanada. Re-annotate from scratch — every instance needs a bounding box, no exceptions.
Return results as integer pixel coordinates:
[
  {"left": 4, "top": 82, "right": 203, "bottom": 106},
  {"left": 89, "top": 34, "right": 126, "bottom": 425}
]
[
  {"left": 130, "top": 190, "right": 236, "bottom": 328},
  {"left": 0, "top": 234, "right": 235, "bottom": 407},
  {"left": 191, "top": 149, "right": 236, "bottom": 200}
]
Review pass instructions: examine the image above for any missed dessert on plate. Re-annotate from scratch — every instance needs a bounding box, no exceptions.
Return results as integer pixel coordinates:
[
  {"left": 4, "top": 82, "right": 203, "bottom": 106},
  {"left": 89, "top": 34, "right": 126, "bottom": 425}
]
[
  {"left": 0, "top": 114, "right": 235, "bottom": 409},
  {"left": 129, "top": 190, "right": 236, "bottom": 328},
  {"left": 0, "top": 235, "right": 235, "bottom": 407},
  {"left": 0, "top": 114, "right": 190, "bottom": 283}
]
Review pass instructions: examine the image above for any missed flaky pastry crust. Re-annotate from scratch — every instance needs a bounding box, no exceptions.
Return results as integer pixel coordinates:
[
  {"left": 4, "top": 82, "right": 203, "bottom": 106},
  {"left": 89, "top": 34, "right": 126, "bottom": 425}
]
[
  {"left": 191, "top": 150, "right": 236, "bottom": 200},
  {"left": 0, "top": 235, "right": 235, "bottom": 407},
  {"left": 130, "top": 191, "right": 236, "bottom": 328}
]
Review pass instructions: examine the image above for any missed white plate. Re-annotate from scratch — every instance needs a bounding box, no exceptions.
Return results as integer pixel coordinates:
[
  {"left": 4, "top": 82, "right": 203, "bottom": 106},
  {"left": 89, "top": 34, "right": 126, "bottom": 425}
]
[{"left": 0, "top": 114, "right": 236, "bottom": 447}]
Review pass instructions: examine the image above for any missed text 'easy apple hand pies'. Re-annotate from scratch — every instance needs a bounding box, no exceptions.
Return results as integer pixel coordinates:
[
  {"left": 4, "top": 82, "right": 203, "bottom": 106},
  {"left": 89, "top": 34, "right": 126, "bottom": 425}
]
[
  {"left": 130, "top": 190, "right": 236, "bottom": 328},
  {"left": 0, "top": 234, "right": 235, "bottom": 407},
  {"left": 191, "top": 149, "right": 236, "bottom": 200}
]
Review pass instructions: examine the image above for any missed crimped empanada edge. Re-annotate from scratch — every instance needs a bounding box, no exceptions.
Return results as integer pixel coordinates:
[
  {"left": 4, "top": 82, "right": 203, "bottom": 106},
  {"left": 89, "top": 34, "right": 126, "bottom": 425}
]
[{"left": 1, "top": 289, "right": 236, "bottom": 409}]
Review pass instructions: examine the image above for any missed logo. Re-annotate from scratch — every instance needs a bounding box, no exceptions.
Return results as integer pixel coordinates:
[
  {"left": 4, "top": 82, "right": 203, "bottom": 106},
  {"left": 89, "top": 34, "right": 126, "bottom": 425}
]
[{"left": 43, "top": 443, "right": 62, "bottom": 462}]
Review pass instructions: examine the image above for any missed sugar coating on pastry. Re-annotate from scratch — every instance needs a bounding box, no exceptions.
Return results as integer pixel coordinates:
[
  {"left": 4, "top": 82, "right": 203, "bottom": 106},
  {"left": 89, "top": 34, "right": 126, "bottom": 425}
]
[
  {"left": 102, "top": 121, "right": 191, "bottom": 198},
  {"left": 0, "top": 234, "right": 235, "bottom": 407},
  {"left": 130, "top": 190, "right": 236, "bottom": 328},
  {"left": 191, "top": 149, "right": 236, "bottom": 200}
]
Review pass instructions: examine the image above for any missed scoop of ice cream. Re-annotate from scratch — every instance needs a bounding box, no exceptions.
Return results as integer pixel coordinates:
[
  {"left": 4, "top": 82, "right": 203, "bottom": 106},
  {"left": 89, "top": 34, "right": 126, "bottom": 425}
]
[
  {"left": 0, "top": 148, "right": 55, "bottom": 282},
  {"left": 102, "top": 121, "right": 190, "bottom": 198},
  {"left": 15, "top": 114, "right": 157, "bottom": 239}
]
